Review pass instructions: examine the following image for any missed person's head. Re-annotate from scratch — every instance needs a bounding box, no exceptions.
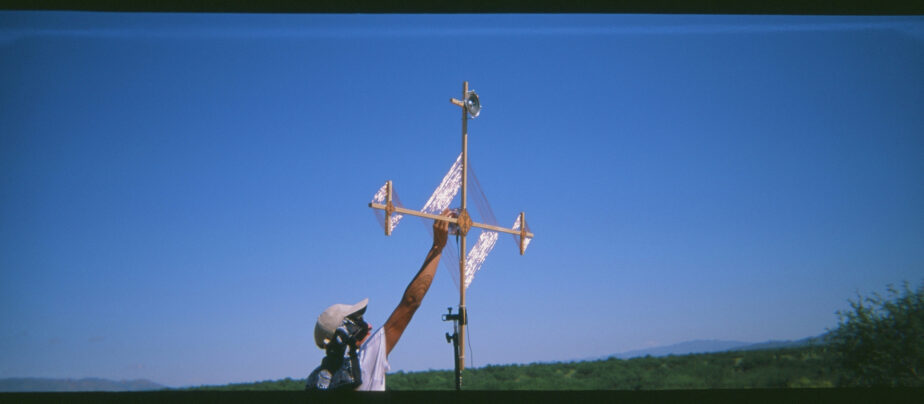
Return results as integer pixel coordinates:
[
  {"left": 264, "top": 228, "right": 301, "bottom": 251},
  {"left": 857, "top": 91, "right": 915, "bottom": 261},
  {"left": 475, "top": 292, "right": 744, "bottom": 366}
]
[{"left": 314, "top": 298, "right": 372, "bottom": 350}]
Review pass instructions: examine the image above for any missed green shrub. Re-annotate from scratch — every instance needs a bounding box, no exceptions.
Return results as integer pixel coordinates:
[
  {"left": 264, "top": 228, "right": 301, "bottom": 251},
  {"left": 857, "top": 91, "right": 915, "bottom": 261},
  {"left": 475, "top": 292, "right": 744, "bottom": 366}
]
[{"left": 828, "top": 281, "right": 924, "bottom": 387}]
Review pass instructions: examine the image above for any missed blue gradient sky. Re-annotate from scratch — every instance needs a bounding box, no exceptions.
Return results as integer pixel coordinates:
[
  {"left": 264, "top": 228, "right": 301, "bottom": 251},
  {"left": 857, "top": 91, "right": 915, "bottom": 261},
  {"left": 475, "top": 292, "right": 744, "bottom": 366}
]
[{"left": 1, "top": 12, "right": 923, "bottom": 387}]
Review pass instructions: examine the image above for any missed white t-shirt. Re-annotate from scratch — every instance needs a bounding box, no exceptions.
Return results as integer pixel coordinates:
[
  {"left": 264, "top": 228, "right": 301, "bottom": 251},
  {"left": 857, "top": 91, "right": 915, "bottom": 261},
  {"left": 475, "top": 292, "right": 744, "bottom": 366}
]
[{"left": 356, "top": 327, "right": 389, "bottom": 391}]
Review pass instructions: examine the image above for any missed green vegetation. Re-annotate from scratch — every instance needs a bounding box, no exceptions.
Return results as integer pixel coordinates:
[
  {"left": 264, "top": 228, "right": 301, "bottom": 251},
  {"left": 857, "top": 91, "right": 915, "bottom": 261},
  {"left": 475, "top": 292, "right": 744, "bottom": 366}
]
[
  {"left": 386, "top": 346, "right": 836, "bottom": 390},
  {"left": 827, "top": 281, "right": 923, "bottom": 387},
  {"left": 186, "top": 345, "right": 837, "bottom": 391},
  {"left": 185, "top": 280, "right": 921, "bottom": 390},
  {"left": 187, "top": 377, "right": 307, "bottom": 391}
]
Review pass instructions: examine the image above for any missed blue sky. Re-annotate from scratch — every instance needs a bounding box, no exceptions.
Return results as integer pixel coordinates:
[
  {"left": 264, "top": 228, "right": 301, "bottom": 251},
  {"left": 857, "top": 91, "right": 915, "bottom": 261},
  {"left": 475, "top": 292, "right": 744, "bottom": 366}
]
[{"left": 1, "top": 12, "right": 923, "bottom": 387}]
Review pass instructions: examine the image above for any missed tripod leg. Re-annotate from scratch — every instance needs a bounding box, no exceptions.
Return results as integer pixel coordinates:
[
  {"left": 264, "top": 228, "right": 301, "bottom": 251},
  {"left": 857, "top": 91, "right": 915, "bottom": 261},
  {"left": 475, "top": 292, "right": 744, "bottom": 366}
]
[{"left": 453, "top": 326, "right": 461, "bottom": 390}]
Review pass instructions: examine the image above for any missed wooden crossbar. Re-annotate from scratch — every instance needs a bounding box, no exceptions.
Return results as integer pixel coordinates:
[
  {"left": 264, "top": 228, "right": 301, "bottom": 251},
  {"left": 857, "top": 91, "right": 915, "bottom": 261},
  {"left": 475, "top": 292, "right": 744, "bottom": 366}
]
[{"left": 368, "top": 202, "right": 535, "bottom": 239}]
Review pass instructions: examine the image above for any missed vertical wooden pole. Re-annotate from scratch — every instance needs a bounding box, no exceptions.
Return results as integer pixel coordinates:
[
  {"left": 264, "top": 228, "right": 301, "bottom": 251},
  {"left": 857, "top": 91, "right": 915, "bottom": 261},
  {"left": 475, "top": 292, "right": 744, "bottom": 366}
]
[
  {"left": 459, "top": 81, "right": 468, "bottom": 380},
  {"left": 519, "top": 211, "right": 525, "bottom": 255},
  {"left": 385, "top": 180, "right": 393, "bottom": 236}
]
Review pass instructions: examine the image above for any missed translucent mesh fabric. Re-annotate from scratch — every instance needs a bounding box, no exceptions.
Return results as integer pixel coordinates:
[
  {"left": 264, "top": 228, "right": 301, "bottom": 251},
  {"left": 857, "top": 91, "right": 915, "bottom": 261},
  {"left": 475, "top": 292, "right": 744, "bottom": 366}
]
[
  {"left": 370, "top": 183, "right": 404, "bottom": 232},
  {"left": 370, "top": 152, "right": 526, "bottom": 290},
  {"left": 430, "top": 155, "right": 503, "bottom": 290},
  {"left": 511, "top": 214, "right": 533, "bottom": 253}
]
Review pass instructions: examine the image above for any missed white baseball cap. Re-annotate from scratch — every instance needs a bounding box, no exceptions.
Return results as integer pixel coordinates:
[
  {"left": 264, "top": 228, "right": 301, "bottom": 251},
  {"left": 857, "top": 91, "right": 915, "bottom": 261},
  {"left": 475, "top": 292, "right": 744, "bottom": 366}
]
[{"left": 313, "top": 298, "right": 369, "bottom": 349}]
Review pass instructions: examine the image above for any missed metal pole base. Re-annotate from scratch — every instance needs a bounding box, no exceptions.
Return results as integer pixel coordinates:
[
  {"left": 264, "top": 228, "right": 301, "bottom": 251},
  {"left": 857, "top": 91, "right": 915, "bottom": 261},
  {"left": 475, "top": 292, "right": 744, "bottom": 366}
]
[{"left": 442, "top": 307, "right": 463, "bottom": 391}]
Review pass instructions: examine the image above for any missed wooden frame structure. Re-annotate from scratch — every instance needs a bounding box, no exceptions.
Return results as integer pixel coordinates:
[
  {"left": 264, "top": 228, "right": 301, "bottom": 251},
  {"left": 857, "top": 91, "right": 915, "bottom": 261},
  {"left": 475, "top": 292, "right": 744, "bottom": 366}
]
[{"left": 368, "top": 81, "right": 534, "bottom": 390}]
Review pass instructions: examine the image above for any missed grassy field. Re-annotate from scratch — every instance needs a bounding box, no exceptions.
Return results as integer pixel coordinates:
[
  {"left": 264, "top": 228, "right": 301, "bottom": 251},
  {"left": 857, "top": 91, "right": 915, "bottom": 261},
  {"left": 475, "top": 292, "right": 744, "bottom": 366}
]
[{"left": 187, "top": 344, "right": 838, "bottom": 390}]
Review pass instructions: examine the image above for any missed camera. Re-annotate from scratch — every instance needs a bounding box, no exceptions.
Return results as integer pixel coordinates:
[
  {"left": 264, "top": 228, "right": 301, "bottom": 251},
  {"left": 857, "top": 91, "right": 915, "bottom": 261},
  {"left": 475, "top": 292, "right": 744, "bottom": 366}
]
[{"left": 340, "top": 316, "right": 369, "bottom": 346}]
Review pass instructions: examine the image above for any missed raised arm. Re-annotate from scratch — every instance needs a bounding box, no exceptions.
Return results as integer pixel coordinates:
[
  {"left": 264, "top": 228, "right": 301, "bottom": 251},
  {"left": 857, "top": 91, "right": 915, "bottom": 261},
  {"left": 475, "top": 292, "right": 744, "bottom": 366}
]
[{"left": 382, "top": 210, "right": 451, "bottom": 356}]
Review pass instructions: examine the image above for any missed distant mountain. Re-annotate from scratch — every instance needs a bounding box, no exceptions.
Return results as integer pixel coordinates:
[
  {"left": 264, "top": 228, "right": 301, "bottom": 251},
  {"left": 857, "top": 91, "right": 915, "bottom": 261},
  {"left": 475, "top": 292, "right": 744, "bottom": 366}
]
[
  {"left": 611, "top": 340, "right": 752, "bottom": 359},
  {"left": 0, "top": 377, "right": 165, "bottom": 392},
  {"left": 595, "top": 334, "right": 825, "bottom": 361}
]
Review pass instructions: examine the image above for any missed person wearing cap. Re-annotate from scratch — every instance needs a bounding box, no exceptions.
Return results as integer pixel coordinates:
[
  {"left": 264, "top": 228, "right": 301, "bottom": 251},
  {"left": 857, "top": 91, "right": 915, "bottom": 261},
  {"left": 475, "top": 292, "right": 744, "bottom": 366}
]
[{"left": 309, "top": 211, "right": 451, "bottom": 391}]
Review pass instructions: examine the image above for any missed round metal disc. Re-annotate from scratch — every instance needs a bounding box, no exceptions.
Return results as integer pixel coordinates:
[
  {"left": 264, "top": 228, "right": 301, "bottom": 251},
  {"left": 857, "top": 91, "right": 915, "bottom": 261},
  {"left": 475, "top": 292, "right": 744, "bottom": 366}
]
[{"left": 465, "top": 90, "right": 480, "bottom": 118}]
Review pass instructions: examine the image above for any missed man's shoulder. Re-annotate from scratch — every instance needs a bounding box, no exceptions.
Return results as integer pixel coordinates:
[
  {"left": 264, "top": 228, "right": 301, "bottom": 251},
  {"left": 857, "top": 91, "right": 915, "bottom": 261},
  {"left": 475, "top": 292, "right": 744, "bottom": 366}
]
[{"left": 361, "top": 327, "right": 386, "bottom": 350}]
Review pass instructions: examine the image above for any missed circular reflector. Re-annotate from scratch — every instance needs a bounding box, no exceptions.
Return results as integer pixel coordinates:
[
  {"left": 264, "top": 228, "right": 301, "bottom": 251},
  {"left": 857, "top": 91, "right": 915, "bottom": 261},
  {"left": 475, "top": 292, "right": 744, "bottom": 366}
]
[{"left": 464, "top": 90, "right": 480, "bottom": 118}]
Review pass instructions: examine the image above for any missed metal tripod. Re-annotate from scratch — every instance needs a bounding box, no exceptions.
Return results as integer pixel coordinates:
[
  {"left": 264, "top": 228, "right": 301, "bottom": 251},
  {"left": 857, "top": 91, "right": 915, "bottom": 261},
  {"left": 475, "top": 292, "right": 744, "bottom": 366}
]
[{"left": 442, "top": 306, "right": 466, "bottom": 390}]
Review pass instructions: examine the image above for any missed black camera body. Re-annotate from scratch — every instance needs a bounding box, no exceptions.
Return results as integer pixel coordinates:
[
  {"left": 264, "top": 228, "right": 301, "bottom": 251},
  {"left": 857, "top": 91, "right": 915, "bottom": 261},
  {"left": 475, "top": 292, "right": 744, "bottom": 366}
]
[{"left": 341, "top": 316, "right": 369, "bottom": 345}]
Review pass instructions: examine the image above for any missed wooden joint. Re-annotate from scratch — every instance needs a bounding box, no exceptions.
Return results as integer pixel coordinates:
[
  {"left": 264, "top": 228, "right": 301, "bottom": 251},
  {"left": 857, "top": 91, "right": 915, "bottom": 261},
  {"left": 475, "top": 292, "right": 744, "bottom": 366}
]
[
  {"left": 451, "top": 98, "right": 465, "bottom": 107},
  {"left": 457, "top": 208, "right": 473, "bottom": 236},
  {"left": 385, "top": 200, "right": 395, "bottom": 216}
]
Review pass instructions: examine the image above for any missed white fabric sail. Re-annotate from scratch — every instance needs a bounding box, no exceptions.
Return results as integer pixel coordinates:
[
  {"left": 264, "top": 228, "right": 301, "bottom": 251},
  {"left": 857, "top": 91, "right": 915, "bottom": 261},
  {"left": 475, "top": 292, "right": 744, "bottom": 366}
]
[{"left": 371, "top": 152, "right": 525, "bottom": 290}]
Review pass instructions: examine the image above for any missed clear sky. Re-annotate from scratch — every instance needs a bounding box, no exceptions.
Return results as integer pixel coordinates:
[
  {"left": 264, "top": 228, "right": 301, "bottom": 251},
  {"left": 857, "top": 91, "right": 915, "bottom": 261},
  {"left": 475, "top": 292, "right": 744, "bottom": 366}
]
[{"left": 1, "top": 12, "right": 923, "bottom": 388}]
